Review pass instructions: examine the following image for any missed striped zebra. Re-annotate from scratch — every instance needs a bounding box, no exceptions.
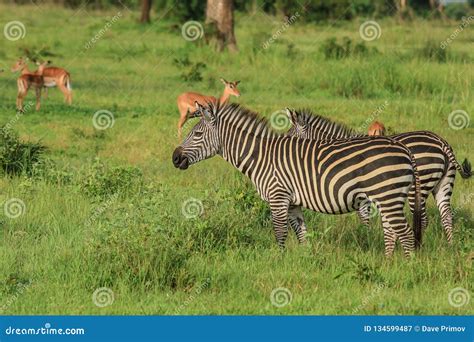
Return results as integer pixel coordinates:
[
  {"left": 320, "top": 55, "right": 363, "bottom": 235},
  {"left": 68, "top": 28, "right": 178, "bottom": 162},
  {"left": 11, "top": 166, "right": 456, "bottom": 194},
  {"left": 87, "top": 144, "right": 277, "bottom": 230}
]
[
  {"left": 173, "top": 102, "right": 423, "bottom": 257},
  {"left": 286, "top": 108, "right": 471, "bottom": 243}
]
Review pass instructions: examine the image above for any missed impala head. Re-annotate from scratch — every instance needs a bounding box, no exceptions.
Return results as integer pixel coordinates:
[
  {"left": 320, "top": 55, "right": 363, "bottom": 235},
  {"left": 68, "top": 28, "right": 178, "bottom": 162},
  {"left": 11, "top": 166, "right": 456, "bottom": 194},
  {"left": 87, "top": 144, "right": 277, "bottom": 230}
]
[
  {"left": 286, "top": 108, "right": 310, "bottom": 139},
  {"left": 173, "top": 102, "right": 220, "bottom": 170},
  {"left": 221, "top": 78, "right": 241, "bottom": 98},
  {"left": 35, "top": 60, "right": 51, "bottom": 73},
  {"left": 11, "top": 57, "right": 28, "bottom": 73},
  {"left": 368, "top": 121, "right": 386, "bottom": 136}
]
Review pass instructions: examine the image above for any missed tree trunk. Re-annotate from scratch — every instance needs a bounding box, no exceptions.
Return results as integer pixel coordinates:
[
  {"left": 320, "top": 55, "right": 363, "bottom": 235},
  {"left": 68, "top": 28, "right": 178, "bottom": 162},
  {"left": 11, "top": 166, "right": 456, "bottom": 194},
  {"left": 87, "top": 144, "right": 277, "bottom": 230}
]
[
  {"left": 206, "top": 0, "right": 238, "bottom": 52},
  {"left": 140, "top": 0, "right": 152, "bottom": 23}
]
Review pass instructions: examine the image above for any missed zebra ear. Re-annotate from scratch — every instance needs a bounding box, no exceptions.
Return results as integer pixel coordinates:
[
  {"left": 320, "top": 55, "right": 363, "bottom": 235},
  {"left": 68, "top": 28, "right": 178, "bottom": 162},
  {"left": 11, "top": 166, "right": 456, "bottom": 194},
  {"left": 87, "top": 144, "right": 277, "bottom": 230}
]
[{"left": 285, "top": 108, "right": 297, "bottom": 125}]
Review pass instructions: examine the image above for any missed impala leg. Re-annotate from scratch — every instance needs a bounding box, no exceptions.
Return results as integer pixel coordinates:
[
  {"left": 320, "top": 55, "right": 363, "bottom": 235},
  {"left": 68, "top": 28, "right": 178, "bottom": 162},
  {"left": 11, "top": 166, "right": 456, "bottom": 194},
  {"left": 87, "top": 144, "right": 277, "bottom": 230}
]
[
  {"left": 58, "top": 83, "right": 70, "bottom": 104},
  {"left": 177, "top": 114, "right": 187, "bottom": 140},
  {"left": 17, "top": 91, "right": 26, "bottom": 112},
  {"left": 35, "top": 87, "right": 42, "bottom": 111},
  {"left": 288, "top": 205, "right": 307, "bottom": 244}
]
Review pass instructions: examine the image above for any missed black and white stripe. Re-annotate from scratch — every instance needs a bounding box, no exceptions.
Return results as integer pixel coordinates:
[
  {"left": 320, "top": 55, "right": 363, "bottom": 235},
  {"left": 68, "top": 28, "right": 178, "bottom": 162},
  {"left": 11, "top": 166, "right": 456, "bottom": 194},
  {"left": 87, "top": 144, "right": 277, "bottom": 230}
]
[
  {"left": 173, "top": 102, "right": 423, "bottom": 257},
  {"left": 286, "top": 109, "right": 471, "bottom": 244}
]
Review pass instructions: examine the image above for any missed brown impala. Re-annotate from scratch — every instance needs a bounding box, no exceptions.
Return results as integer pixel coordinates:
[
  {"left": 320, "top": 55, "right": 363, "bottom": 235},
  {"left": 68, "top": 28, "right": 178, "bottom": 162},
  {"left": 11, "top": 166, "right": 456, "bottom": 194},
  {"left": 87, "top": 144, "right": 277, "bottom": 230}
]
[
  {"left": 368, "top": 121, "right": 386, "bottom": 136},
  {"left": 36, "top": 60, "right": 72, "bottom": 105},
  {"left": 176, "top": 78, "right": 240, "bottom": 139},
  {"left": 11, "top": 57, "right": 47, "bottom": 111}
]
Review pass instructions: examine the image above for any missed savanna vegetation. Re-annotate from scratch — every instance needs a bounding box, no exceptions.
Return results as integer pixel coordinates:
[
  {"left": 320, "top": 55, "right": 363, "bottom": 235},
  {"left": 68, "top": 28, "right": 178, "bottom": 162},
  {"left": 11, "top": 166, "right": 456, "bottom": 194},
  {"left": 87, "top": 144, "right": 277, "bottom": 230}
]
[{"left": 0, "top": 2, "right": 472, "bottom": 314}]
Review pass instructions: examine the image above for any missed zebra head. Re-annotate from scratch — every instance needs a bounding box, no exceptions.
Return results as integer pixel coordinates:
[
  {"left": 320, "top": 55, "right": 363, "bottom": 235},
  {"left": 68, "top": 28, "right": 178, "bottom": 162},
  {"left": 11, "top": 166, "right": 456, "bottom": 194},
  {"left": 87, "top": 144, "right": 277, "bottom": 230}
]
[
  {"left": 286, "top": 108, "right": 310, "bottom": 139},
  {"left": 172, "top": 102, "right": 220, "bottom": 170}
]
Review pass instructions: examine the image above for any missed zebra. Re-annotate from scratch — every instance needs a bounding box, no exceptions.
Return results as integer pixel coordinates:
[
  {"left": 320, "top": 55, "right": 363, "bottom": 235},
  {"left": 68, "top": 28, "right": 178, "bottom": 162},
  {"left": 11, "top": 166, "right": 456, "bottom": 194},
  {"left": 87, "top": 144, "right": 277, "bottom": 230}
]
[
  {"left": 285, "top": 108, "right": 471, "bottom": 244},
  {"left": 172, "top": 102, "right": 423, "bottom": 257}
]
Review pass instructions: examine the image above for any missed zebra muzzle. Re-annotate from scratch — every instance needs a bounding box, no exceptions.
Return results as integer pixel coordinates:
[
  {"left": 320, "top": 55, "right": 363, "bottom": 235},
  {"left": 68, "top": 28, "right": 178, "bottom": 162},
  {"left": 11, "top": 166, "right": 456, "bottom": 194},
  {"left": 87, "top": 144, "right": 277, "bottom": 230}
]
[{"left": 172, "top": 147, "right": 189, "bottom": 170}]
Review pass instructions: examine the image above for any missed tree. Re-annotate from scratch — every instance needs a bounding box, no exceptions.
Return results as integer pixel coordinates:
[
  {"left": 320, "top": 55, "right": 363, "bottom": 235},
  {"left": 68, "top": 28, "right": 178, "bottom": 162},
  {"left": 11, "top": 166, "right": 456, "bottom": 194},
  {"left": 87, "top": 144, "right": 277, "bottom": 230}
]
[
  {"left": 140, "top": 0, "right": 152, "bottom": 23},
  {"left": 206, "top": 0, "right": 238, "bottom": 52}
]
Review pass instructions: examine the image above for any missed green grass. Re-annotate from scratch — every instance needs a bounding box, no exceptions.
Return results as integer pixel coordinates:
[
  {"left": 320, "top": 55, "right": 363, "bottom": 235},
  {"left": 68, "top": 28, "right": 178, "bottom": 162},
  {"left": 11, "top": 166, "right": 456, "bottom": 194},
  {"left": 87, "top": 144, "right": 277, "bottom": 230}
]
[{"left": 0, "top": 4, "right": 473, "bottom": 315}]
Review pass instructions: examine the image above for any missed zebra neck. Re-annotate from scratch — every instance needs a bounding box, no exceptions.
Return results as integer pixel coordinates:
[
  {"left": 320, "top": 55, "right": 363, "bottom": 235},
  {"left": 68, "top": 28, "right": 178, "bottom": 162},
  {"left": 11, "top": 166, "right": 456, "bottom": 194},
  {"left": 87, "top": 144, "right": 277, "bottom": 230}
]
[{"left": 219, "top": 127, "right": 274, "bottom": 179}]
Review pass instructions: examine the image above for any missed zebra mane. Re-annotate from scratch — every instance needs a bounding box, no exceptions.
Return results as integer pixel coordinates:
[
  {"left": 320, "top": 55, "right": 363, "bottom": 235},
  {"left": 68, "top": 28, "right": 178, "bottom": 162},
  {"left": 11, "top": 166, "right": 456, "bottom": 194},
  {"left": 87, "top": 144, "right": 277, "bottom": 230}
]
[
  {"left": 214, "top": 102, "right": 281, "bottom": 137},
  {"left": 294, "top": 109, "right": 362, "bottom": 139}
]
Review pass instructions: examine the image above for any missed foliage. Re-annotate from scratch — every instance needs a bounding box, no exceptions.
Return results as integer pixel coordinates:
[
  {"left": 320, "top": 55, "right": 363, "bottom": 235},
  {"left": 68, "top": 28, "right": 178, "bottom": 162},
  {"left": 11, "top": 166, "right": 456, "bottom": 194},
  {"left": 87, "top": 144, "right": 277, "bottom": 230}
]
[
  {"left": 80, "top": 159, "right": 143, "bottom": 198},
  {"left": 0, "top": 129, "right": 46, "bottom": 176},
  {"left": 320, "top": 37, "right": 374, "bottom": 60}
]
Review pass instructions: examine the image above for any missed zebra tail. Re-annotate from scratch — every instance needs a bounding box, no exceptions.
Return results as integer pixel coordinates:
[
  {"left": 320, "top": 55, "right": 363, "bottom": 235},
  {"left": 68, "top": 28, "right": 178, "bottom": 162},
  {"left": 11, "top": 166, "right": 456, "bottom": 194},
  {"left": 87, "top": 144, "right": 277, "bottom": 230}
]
[
  {"left": 410, "top": 152, "right": 423, "bottom": 249},
  {"left": 440, "top": 140, "right": 471, "bottom": 179}
]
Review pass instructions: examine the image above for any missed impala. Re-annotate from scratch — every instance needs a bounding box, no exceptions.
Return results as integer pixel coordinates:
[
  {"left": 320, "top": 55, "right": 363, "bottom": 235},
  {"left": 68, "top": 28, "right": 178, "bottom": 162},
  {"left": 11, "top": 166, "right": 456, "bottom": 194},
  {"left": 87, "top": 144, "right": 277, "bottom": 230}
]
[
  {"left": 11, "top": 58, "right": 46, "bottom": 111},
  {"left": 368, "top": 120, "right": 386, "bottom": 136},
  {"left": 176, "top": 78, "right": 240, "bottom": 139},
  {"left": 36, "top": 60, "right": 72, "bottom": 105}
]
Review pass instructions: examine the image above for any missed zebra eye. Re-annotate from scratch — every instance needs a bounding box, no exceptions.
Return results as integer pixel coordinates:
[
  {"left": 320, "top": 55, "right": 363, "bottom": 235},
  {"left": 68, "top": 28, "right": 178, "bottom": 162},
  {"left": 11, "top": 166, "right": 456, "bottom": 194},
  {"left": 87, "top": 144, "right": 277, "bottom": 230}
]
[{"left": 194, "top": 131, "right": 203, "bottom": 138}]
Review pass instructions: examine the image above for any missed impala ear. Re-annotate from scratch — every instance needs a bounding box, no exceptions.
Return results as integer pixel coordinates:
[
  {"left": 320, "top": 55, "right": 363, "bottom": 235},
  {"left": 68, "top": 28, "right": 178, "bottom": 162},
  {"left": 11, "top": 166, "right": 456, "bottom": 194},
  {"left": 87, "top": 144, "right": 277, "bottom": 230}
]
[
  {"left": 220, "top": 78, "right": 228, "bottom": 85},
  {"left": 235, "top": 80, "right": 240, "bottom": 85}
]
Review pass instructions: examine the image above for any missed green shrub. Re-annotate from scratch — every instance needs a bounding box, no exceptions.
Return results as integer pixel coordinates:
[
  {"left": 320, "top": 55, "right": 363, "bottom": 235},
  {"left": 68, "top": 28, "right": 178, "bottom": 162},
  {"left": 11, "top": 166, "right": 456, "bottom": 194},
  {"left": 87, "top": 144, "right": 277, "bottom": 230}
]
[
  {"left": 0, "top": 129, "right": 46, "bottom": 176},
  {"left": 320, "top": 37, "right": 374, "bottom": 60},
  {"left": 80, "top": 159, "right": 143, "bottom": 198},
  {"left": 418, "top": 40, "right": 448, "bottom": 63}
]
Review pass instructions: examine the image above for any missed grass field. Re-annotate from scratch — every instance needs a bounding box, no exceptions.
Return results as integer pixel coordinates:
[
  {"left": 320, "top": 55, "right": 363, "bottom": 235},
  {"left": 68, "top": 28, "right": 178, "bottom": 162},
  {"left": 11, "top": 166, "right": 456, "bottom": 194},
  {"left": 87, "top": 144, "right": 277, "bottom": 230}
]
[{"left": 0, "top": 4, "right": 472, "bottom": 315}]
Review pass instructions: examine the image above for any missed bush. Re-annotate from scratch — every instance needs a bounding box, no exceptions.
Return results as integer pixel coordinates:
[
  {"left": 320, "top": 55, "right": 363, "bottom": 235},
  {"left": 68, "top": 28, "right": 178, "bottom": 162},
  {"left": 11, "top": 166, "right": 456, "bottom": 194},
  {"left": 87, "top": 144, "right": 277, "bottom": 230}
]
[
  {"left": 445, "top": 3, "right": 472, "bottom": 20},
  {"left": 173, "top": 56, "right": 207, "bottom": 83},
  {"left": 0, "top": 129, "right": 46, "bottom": 176},
  {"left": 418, "top": 40, "right": 447, "bottom": 63},
  {"left": 80, "top": 159, "right": 143, "bottom": 198},
  {"left": 320, "top": 37, "right": 374, "bottom": 60}
]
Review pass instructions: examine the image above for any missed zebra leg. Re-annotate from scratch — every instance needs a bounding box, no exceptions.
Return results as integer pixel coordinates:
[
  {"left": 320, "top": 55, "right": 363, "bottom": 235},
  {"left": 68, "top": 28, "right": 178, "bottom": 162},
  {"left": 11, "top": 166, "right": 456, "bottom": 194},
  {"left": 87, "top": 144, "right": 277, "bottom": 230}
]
[
  {"left": 380, "top": 218, "right": 397, "bottom": 257},
  {"left": 357, "top": 204, "right": 370, "bottom": 228},
  {"left": 380, "top": 207, "right": 414, "bottom": 257},
  {"left": 270, "top": 199, "right": 290, "bottom": 248},
  {"left": 432, "top": 167, "right": 456, "bottom": 243},
  {"left": 288, "top": 206, "right": 307, "bottom": 244}
]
